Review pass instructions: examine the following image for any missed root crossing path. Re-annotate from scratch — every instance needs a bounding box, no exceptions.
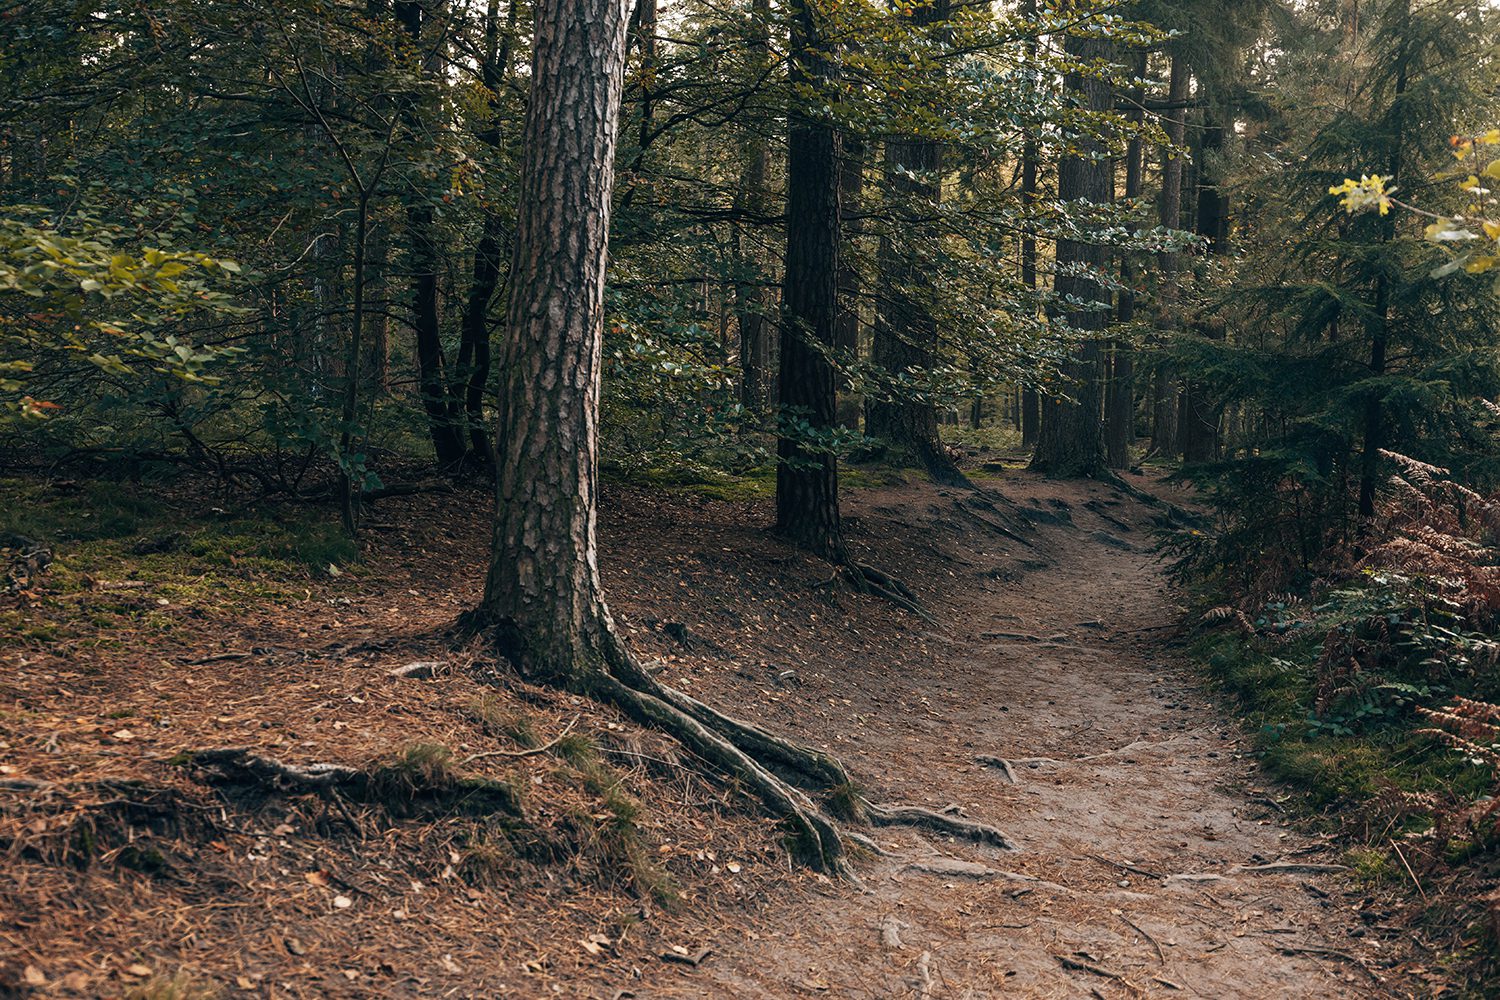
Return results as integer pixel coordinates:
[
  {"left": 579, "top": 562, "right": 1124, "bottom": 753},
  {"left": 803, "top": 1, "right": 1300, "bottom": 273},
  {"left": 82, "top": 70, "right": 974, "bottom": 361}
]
[{"left": 644, "top": 473, "right": 1410, "bottom": 999}]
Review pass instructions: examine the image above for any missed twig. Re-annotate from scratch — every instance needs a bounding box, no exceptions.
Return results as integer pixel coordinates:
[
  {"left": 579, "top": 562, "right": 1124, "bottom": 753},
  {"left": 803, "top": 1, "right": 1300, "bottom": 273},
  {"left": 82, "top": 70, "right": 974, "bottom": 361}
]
[
  {"left": 1089, "top": 853, "right": 1164, "bottom": 880},
  {"left": 1388, "top": 839, "right": 1427, "bottom": 902},
  {"left": 1117, "top": 912, "right": 1165, "bottom": 964},
  {"left": 1275, "top": 945, "right": 1381, "bottom": 982},
  {"left": 460, "top": 715, "right": 580, "bottom": 765},
  {"left": 1055, "top": 954, "right": 1129, "bottom": 982}
]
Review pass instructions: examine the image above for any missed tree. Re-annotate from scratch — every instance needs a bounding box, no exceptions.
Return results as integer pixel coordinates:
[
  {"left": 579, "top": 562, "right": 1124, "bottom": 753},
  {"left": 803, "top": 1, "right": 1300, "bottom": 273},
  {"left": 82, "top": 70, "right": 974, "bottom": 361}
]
[
  {"left": 472, "top": 0, "right": 847, "bottom": 871},
  {"left": 1030, "top": 26, "right": 1113, "bottom": 478},
  {"left": 863, "top": 0, "right": 967, "bottom": 486},
  {"left": 774, "top": 0, "right": 847, "bottom": 559}
]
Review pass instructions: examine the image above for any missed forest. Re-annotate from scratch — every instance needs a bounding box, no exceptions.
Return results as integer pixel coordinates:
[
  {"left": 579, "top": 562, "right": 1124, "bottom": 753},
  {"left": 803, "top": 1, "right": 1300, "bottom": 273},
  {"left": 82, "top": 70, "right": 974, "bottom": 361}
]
[{"left": 3, "top": 0, "right": 1500, "bottom": 996}]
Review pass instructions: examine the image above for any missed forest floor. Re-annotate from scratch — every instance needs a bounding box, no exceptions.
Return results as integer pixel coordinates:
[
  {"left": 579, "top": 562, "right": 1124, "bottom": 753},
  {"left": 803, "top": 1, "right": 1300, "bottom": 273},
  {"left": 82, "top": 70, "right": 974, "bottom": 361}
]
[{"left": 0, "top": 464, "right": 1447, "bottom": 998}]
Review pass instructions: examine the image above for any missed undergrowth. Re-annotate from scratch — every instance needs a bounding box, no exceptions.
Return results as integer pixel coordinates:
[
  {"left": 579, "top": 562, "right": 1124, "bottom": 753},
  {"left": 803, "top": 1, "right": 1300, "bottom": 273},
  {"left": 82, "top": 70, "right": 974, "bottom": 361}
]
[{"left": 1185, "top": 451, "right": 1500, "bottom": 978}]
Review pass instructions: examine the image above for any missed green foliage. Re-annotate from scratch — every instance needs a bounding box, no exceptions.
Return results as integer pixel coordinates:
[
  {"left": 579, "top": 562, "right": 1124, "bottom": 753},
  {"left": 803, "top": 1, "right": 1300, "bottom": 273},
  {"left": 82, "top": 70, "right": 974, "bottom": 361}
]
[{"left": 0, "top": 208, "right": 243, "bottom": 419}]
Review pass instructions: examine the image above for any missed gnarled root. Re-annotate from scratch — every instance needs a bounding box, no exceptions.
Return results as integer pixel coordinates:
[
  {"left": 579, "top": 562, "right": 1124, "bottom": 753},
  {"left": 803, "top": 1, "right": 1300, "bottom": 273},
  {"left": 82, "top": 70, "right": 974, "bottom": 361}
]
[
  {"left": 841, "top": 563, "right": 934, "bottom": 621},
  {"left": 588, "top": 664, "right": 846, "bottom": 872},
  {"left": 866, "top": 802, "right": 1018, "bottom": 851},
  {"left": 604, "top": 635, "right": 1018, "bottom": 863}
]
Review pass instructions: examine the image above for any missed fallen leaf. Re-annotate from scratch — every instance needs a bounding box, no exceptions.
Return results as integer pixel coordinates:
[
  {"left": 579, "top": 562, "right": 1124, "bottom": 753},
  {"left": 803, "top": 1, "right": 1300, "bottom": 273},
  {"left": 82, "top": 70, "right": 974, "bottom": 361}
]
[
  {"left": 125, "top": 963, "right": 152, "bottom": 977},
  {"left": 22, "top": 966, "right": 45, "bottom": 986},
  {"left": 333, "top": 894, "right": 353, "bottom": 909},
  {"left": 305, "top": 871, "right": 329, "bottom": 887},
  {"left": 112, "top": 729, "right": 136, "bottom": 741}
]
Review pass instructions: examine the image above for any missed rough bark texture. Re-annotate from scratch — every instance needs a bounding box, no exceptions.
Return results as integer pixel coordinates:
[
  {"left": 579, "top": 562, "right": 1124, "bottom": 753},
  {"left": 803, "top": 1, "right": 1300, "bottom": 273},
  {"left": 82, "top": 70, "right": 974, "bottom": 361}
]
[
  {"left": 864, "top": 0, "right": 965, "bottom": 486},
  {"left": 478, "top": 0, "right": 632, "bottom": 679},
  {"left": 473, "top": 0, "right": 897, "bottom": 874},
  {"left": 1031, "top": 29, "right": 1111, "bottom": 479},
  {"left": 775, "top": 0, "right": 847, "bottom": 561}
]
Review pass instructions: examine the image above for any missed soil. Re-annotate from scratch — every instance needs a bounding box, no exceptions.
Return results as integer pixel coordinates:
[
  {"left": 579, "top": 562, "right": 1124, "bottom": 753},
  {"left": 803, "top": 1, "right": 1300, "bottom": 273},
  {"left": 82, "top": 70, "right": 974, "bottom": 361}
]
[{"left": 0, "top": 466, "right": 1442, "bottom": 998}]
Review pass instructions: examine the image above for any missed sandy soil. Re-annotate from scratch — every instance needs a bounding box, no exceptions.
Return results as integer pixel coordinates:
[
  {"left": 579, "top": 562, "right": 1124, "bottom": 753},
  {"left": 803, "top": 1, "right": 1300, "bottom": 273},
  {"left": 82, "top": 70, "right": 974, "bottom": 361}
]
[{"left": 638, "top": 472, "right": 1420, "bottom": 999}]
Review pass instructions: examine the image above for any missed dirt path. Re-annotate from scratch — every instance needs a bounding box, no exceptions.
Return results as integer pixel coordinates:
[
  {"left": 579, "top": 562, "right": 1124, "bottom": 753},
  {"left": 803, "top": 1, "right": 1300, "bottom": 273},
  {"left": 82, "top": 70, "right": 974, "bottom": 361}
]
[{"left": 643, "top": 473, "right": 1406, "bottom": 999}]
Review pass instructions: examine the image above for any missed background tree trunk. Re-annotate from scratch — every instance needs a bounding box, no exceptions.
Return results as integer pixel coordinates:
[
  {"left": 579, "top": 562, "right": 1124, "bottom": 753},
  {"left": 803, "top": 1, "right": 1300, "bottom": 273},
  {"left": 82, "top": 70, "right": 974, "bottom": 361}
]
[
  {"left": 1031, "top": 26, "right": 1111, "bottom": 478},
  {"left": 1105, "top": 50, "right": 1147, "bottom": 470},
  {"left": 835, "top": 136, "right": 864, "bottom": 430},
  {"left": 1149, "top": 53, "right": 1189, "bottom": 458},
  {"left": 1180, "top": 105, "right": 1229, "bottom": 465}
]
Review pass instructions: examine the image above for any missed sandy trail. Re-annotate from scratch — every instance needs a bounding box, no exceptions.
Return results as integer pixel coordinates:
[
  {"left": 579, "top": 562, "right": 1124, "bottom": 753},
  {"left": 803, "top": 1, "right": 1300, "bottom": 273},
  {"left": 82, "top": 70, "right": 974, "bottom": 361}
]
[{"left": 644, "top": 473, "right": 1407, "bottom": 999}]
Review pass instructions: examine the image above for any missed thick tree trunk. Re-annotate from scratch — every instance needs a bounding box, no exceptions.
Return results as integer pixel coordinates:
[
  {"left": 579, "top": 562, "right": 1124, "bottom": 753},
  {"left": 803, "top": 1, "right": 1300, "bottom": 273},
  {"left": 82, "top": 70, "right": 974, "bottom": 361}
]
[
  {"left": 1031, "top": 28, "right": 1110, "bottom": 478},
  {"left": 775, "top": 0, "right": 847, "bottom": 560}
]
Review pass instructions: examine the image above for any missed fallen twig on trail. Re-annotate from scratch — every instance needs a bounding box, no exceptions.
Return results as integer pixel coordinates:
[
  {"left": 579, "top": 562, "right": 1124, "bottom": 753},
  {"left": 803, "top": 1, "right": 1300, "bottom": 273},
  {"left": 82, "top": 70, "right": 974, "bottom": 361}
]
[
  {"left": 460, "top": 715, "right": 581, "bottom": 765},
  {"left": 1089, "top": 854, "right": 1164, "bottom": 880},
  {"left": 1117, "top": 912, "right": 1166, "bottom": 964},
  {"left": 1231, "top": 862, "right": 1347, "bottom": 875},
  {"left": 1054, "top": 953, "right": 1131, "bottom": 983},
  {"left": 1274, "top": 945, "right": 1382, "bottom": 982}
]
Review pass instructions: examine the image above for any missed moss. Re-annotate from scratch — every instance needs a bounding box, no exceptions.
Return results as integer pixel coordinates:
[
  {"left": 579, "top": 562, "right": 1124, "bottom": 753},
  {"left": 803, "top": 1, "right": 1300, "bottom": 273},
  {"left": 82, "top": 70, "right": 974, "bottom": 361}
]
[
  {"left": 1343, "top": 846, "right": 1397, "bottom": 885},
  {"left": 124, "top": 971, "right": 220, "bottom": 1000}
]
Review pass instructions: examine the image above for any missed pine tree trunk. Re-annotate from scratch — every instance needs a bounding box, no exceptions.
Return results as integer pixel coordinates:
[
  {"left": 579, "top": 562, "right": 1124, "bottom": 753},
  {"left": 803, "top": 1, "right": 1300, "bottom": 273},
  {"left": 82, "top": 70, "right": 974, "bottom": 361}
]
[
  {"left": 835, "top": 136, "right": 864, "bottom": 430},
  {"left": 1180, "top": 108, "right": 1229, "bottom": 465},
  {"left": 864, "top": 0, "right": 964, "bottom": 485},
  {"left": 1031, "top": 27, "right": 1110, "bottom": 478},
  {"left": 1105, "top": 51, "right": 1147, "bottom": 470},
  {"left": 775, "top": 0, "right": 847, "bottom": 560},
  {"left": 1149, "top": 53, "right": 1189, "bottom": 458}
]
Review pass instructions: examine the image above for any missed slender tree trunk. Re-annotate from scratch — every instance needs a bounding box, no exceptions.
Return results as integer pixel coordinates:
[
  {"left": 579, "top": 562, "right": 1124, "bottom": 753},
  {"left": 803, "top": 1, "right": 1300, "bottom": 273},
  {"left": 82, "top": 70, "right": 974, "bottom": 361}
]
[
  {"left": 775, "top": 0, "right": 846, "bottom": 560},
  {"left": 396, "top": 0, "right": 467, "bottom": 468},
  {"left": 1180, "top": 106, "right": 1229, "bottom": 465},
  {"left": 734, "top": 0, "right": 775, "bottom": 416},
  {"left": 1105, "top": 51, "right": 1146, "bottom": 470},
  {"left": 1358, "top": 3, "right": 1408, "bottom": 520},
  {"left": 835, "top": 136, "right": 864, "bottom": 430},
  {"left": 1149, "top": 53, "right": 1189, "bottom": 458},
  {"left": 1031, "top": 26, "right": 1110, "bottom": 478},
  {"left": 1018, "top": 0, "right": 1041, "bottom": 451}
]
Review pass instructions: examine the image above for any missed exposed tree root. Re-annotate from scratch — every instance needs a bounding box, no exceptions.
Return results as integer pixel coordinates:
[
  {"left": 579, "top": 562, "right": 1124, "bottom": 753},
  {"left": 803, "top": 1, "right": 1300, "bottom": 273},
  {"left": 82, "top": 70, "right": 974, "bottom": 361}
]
[
  {"left": 455, "top": 624, "right": 1019, "bottom": 876},
  {"left": 866, "top": 802, "right": 1019, "bottom": 851},
  {"left": 840, "top": 562, "right": 935, "bottom": 621}
]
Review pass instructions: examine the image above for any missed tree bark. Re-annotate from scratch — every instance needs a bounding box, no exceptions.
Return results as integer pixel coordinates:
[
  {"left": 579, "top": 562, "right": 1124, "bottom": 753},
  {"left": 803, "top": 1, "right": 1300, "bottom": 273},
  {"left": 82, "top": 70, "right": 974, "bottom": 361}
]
[
  {"left": 1018, "top": 0, "right": 1041, "bottom": 451},
  {"left": 1031, "top": 26, "right": 1111, "bottom": 478},
  {"left": 775, "top": 0, "right": 847, "bottom": 560},
  {"left": 1105, "top": 51, "right": 1147, "bottom": 470},
  {"left": 395, "top": 0, "right": 467, "bottom": 468},
  {"left": 864, "top": 0, "right": 965, "bottom": 485},
  {"left": 1149, "top": 53, "right": 1189, "bottom": 458},
  {"left": 1179, "top": 106, "right": 1229, "bottom": 465},
  {"left": 835, "top": 135, "right": 864, "bottom": 430},
  {"left": 733, "top": 0, "right": 775, "bottom": 416}
]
